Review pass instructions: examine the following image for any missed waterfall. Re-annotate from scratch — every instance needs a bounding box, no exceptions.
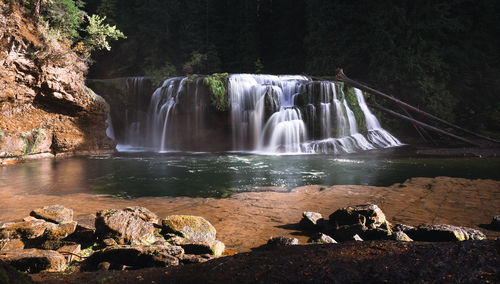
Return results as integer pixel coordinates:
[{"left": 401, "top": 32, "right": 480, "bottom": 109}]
[{"left": 102, "top": 74, "right": 401, "bottom": 154}]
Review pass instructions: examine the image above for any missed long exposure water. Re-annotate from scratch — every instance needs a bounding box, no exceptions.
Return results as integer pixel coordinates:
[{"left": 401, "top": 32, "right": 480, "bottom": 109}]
[{"left": 2, "top": 150, "right": 499, "bottom": 198}]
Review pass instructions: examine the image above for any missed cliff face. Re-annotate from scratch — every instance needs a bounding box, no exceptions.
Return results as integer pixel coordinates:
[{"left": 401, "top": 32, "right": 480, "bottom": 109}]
[{"left": 0, "top": 1, "right": 114, "bottom": 159}]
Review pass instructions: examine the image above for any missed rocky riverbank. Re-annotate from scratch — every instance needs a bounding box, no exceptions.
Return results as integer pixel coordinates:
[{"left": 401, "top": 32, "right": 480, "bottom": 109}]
[{"left": 1, "top": 201, "right": 499, "bottom": 283}]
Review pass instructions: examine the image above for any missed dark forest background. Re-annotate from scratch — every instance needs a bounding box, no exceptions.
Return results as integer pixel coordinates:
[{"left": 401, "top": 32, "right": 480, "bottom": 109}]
[{"left": 83, "top": 0, "right": 500, "bottom": 135}]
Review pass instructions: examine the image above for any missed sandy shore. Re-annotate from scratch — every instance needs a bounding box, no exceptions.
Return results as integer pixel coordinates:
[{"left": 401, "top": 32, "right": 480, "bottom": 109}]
[{"left": 0, "top": 176, "right": 499, "bottom": 252}]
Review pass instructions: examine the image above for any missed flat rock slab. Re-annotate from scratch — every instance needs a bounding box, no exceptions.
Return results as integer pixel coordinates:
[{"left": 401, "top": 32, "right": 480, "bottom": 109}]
[
  {"left": 30, "top": 205, "right": 73, "bottom": 224},
  {"left": 162, "top": 215, "right": 216, "bottom": 243},
  {"left": 0, "top": 219, "right": 57, "bottom": 240},
  {"left": 409, "top": 224, "right": 486, "bottom": 242},
  {"left": 0, "top": 249, "right": 66, "bottom": 273}
]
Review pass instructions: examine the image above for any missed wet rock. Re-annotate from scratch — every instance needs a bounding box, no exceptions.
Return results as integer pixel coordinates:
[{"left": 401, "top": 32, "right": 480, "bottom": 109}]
[
  {"left": 0, "top": 219, "right": 57, "bottom": 240},
  {"left": 95, "top": 209, "right": 156, "bottom": 245},
  {"left": 162, "top": 215, "right": 216, "bottom": 243},
  {"left": 409, "top": 224, "right": 486, "bottom": 242},
  {"left": 266, "top": 236, "right": 299, "bottom": 247},
  {"left": 491, "top": 215, "right": 500, "bottom": 230},
  {"left": 85, "top": 244, "right": 182, "bottom": 270},
  {"left": 30, "top": 205, "right": 73, "bottom": 224},
  {"left": 299, "top": 212, "right": 324, "bottom": 230},
  {"left": 329, "top": 204, "right": 387, "bottom": 229},
  {"left": 170, "top": 238, "right": 225, "bottom": 256},
  {"left": 0, "top": 239, "right": 25, "bottom": 251},
  {"left": 124, "top": 206, "right": 159, "bottom": 224},
  {"left": 307, "top": 233, "right": 337, "bottom": 244},
  {"left": 388, "top": 231, "right": 413, "bottom": 242},
  {"left": 0, "top": 249, "right": 66, "bottom": 273}
]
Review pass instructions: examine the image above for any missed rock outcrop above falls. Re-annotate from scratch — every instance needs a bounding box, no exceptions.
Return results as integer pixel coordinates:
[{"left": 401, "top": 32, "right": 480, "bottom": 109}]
[{"left": 0, "top": 1, "right": 114, "bottom": 160}]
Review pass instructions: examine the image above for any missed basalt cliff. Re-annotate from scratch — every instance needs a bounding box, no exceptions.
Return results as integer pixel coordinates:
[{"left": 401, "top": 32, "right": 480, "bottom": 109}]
[{"left": 0, "top": 1, "right": 114, "bottom": 160}]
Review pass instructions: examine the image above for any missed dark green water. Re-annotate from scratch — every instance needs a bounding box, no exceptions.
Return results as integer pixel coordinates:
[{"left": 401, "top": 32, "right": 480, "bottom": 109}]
[{"left": 1, "top": 152, "right": 499, "bottom": 198}]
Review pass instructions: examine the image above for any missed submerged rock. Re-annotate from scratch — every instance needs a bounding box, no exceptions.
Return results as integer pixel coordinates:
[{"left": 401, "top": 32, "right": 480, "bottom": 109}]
[
  {"left": 408, "top": 224, "right": 486, "bottom": 242},
  {"left": 30, "top": 205, "right": 73, "bottom": 224},
  {"left": 0, "top": 249, "right": 66, "bottom": 273},
  {"left": 307, "top": 233, "right": 337, "bottom": 244},
  {"left": 161, "top": 215, "right": 216, "bottom": 243},
  {"left": 95, "top": 209, "right": 156, "bottom": 245},
  {"left": 299, "top": 212, "right": 324, "bottom": 230}
]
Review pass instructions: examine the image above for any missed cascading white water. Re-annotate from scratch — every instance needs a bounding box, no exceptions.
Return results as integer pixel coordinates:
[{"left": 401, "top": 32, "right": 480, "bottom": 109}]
[
  {"left": 116, "top": 74, "right": 401, "bottom": 154},
  {"left": 228, "top": 74, "right": 308, "bottom": 150}
]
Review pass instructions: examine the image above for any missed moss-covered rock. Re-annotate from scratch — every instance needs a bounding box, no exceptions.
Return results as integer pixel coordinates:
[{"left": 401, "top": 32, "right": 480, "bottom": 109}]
[{"left": 161, "top": 215, "right": 216, "bottom": 243}]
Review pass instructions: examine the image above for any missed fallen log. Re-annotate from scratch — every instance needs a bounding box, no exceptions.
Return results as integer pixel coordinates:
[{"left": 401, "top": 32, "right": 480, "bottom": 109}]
[
  {"left": 368, "top": 102, "right": 481, "bottom": 147},
  {"left": 334, "top": 69, "right": 500, "bottom": 144}
]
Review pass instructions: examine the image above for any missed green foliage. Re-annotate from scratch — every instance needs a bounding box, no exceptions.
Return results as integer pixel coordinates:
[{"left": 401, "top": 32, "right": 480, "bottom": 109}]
[
  {"left": 83, "top": 14, "right": 126, "bottom": 52},
  {"left": 204, "top": 73, "right": 229, "bottom": 111},
  {"left": 44, "top": 0, "right": 86, "bottom": 41},
  {"left": 183, "top": 52, "right": 208, "bottom": 75},
  {"left": 255, "top": 58, "right": 264, "bottom": 74},
  {"left": 343, "top": 86, "right": 366, "bottom": 133},
  {"left": 145, "top": 62, "right": 178, "bottom": 89}
]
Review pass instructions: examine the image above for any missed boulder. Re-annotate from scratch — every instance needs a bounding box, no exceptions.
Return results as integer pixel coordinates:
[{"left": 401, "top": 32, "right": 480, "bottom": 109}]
[
  {"left": 162, "top": 215, "right": 216, "bottom": 243},
  {"left": 329, "top": 204, "right": 387, "bottom": 229},
  {"left": 0, "top": 219, "right": 57, "bottom": 240},
  {"left": 0, "top": 239, "right": 25, "bottom": 251},
  {"left": 491, "top": 215, "right": 500, "bottom": 230},
  {"left": 0, "top": 249, "right": 66, "bottom": 273},
  {"left": 30, "top": 205, "right": 73, "bottom": 224},
  {"left": 84, "top": 244, "right": 182, "bottom": 270},
  {"left": 299, "top": 212, "right": 324, "bottom": 230},
  {"left": 266, "top": 236, "right": 299, "bottom": 247},
  {"left": 124, "top": 206, "right": 159, "bottom": 224},
  {"left": 95, "top": 209, "right": 156, "bottom": 245},
  {"left": 307, "top": 233, "right": 337, "bottom": 244},
  {"left": 388, "top": 231, "right": 413, "bottom": 242},
  {"left": 65, "top": 214, "right": 96, "bottom": 247},
  {"left": 44, "top": 221, "right": 77, "bottom": 240},
  {"left": 393, "top": 223, "right": 416, "bottom": 234},
  {"left": 408, "top": 224, "right": 486, "bottom": 242},
  {"left": 328, "top": 224, "right": 367, "bottom": 242}
]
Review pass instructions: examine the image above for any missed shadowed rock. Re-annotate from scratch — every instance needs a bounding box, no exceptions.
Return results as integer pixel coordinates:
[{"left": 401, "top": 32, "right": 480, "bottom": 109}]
[
  {"left": 388, "top": 231, "right": 413, "bottom": 242},
  {"left": 299, "top": 212, "right": 324, "bottom": 230},
  {"left": 491, "top": 216, "right": 500, "bottom": 230},
  {"left": 408, "top": 224, "right": 486, "bottom": 242},
  {"left": 266, "top": 236, "right": 299, "bottom": 247},
  {"left": 170, "top": 237, "right": 225, "bottom": 256},
  {"left": 84, "top": 244, "right": 183, "bottom": 270},
  {"left": 307, "top": 233, "right": 337, "bottom": 244},
  {"left": 0, "top": 249, "right": 66, "bottom": 273}
]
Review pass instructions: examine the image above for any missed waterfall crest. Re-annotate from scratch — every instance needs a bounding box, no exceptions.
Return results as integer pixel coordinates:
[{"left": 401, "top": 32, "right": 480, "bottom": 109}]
[{"left": 106, "top": 74, "right": 402, "bottom": 154}]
